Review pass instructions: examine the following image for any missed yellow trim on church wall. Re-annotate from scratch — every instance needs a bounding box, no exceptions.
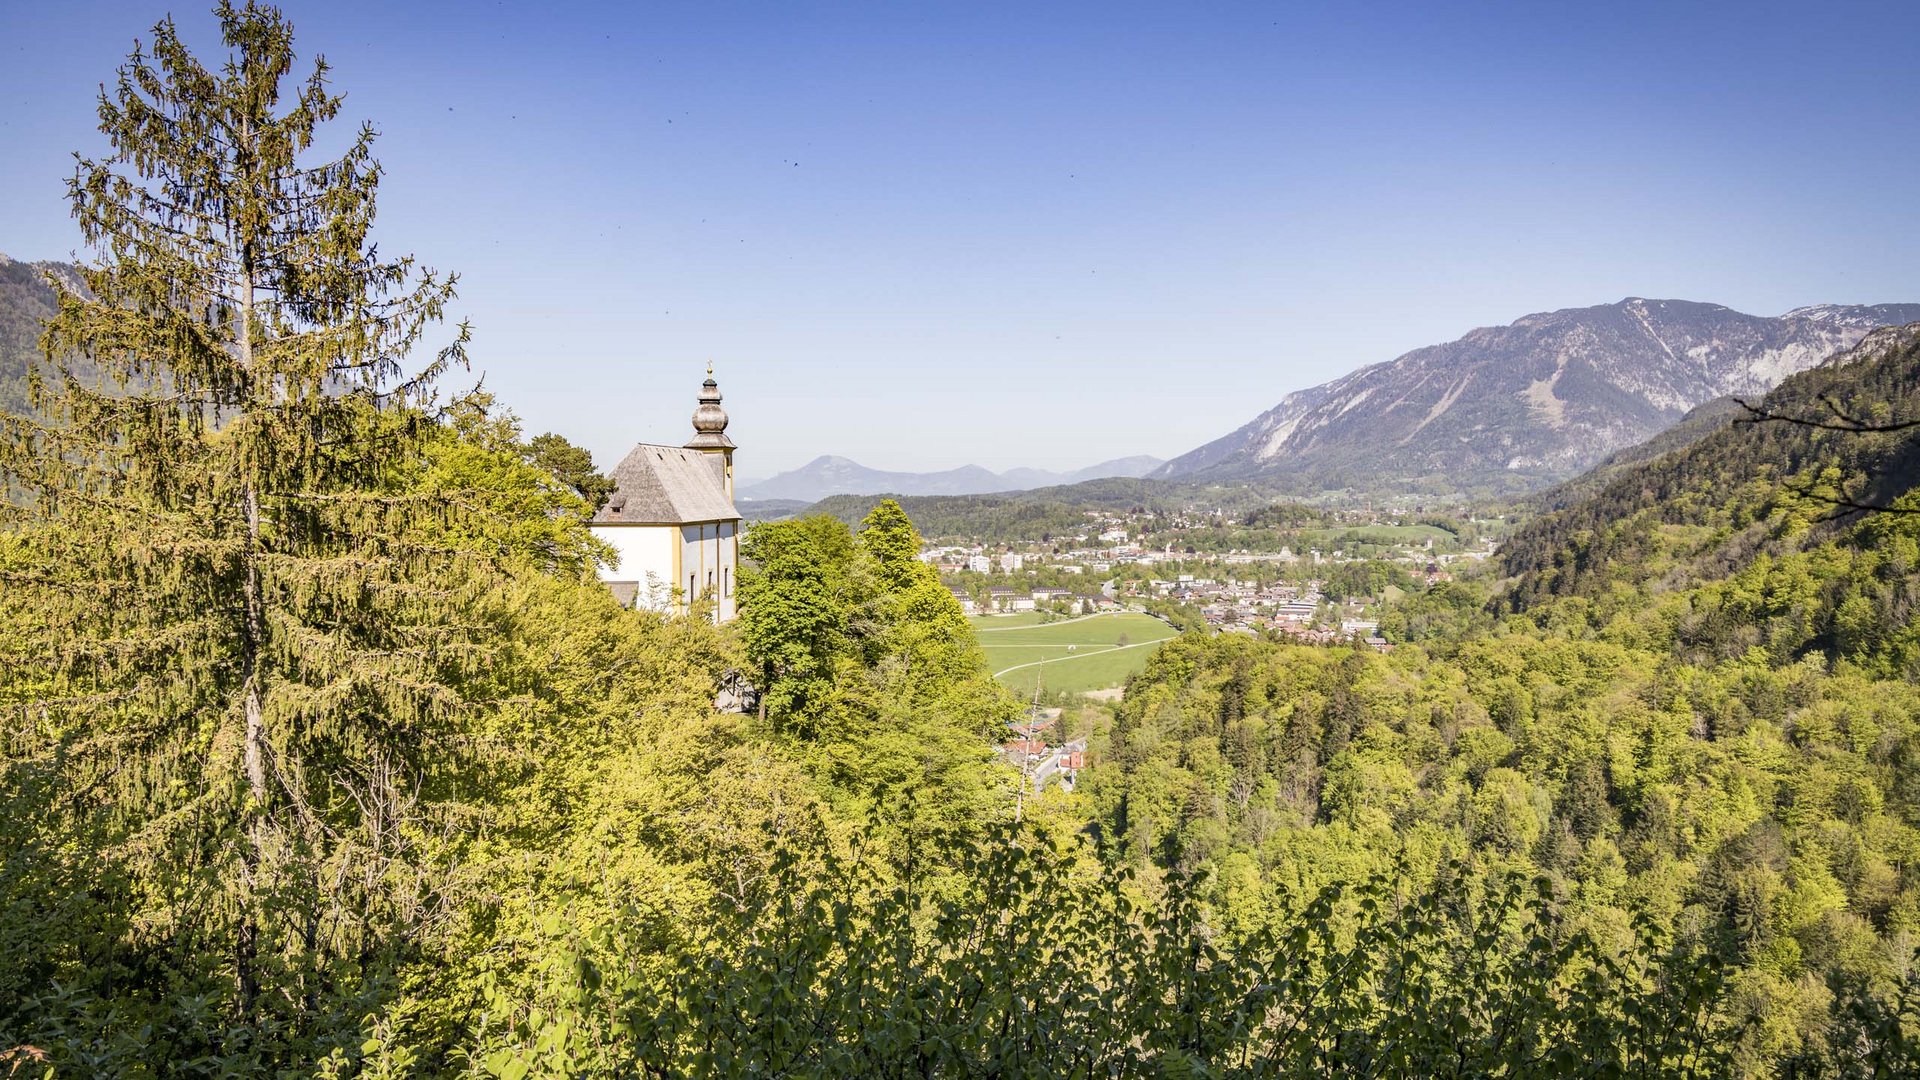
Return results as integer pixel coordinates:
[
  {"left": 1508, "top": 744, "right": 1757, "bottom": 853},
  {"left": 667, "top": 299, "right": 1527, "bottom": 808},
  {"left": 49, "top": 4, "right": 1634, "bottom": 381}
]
[{"left": 671, "top": 528, "right": 683, "bottom": 614}]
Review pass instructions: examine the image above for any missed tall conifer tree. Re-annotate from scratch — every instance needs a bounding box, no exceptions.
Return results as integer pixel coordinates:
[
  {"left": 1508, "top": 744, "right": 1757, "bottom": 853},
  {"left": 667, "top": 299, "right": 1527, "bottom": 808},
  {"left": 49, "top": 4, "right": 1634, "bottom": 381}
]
[{"left": 0, "top": 1, "right": 492, "bottom": 1036}]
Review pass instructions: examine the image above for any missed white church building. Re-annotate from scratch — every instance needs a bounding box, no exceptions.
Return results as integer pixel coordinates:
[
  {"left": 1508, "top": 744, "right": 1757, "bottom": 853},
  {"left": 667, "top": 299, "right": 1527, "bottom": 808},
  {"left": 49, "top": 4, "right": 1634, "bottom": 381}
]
[{"left": 590, "top": 369, "right": 742, "bottom": 622}]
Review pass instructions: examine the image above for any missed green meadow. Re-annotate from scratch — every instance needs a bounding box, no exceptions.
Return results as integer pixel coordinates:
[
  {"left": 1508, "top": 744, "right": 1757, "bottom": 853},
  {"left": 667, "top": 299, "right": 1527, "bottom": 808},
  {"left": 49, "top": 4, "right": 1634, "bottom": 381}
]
[
  {"left": 1294, "top": 523, "right": 1456, "bottom": 547},
  {"left": 969, "top": 611, "right": 1180, "bottom": 696}
]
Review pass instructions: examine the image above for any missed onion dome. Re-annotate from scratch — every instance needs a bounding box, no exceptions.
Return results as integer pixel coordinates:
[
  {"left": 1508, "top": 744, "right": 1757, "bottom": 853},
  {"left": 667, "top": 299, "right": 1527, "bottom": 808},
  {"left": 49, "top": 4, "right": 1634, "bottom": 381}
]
[{"left": 685, "top": 362, "right": 735, "bottom": 450}]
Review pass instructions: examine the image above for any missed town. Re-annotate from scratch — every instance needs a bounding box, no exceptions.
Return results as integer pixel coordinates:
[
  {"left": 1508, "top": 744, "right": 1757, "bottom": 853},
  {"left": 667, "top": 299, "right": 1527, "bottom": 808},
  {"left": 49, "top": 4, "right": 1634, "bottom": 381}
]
[{"left": 922, "top": 504, "right": 1501, "bottom": 644}]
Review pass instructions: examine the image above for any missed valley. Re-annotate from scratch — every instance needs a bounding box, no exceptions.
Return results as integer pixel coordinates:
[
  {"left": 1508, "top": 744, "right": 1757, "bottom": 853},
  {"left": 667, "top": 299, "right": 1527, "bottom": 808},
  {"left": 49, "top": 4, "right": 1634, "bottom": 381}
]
[{"left": 6, "top": 2, "right": 1920, "bottom": 1076}]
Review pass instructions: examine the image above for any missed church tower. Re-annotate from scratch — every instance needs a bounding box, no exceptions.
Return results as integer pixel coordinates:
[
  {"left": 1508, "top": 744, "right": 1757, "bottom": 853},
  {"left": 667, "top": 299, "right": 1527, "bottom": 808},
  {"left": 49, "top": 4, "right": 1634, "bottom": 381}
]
[
  {"left": 590, "top": 365, "right": 741, "bottom": 622},
  {"left": 684, "top": 363, "right": 735, "bottom": 500}
]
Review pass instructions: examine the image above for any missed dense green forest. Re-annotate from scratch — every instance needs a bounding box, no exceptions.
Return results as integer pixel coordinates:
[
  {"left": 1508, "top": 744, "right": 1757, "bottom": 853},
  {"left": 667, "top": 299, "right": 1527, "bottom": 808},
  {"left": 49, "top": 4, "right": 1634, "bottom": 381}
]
[
  {"left": 1079, "top": 325, "right": 1920, "bottom": 1073},
  {"left": 6, "top": 5, "right": 1920, "bottom": 1078},
  {"left": 806, "top": 487, "right": 1494, "bottom": 550},
  {"left": 807, "top": 480, "right": 1201, "bottom": 543}
]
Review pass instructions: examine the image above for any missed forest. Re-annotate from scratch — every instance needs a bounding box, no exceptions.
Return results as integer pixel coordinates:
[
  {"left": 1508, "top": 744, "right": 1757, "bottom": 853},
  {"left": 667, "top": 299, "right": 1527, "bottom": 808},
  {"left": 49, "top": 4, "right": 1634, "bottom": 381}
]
[{"left": 5, "top": 5, "right": 1920, "bottom": 1078}]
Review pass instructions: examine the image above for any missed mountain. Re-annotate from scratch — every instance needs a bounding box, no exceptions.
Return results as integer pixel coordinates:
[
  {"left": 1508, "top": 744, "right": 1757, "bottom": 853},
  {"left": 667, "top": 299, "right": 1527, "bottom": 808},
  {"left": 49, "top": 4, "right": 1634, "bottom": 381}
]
[
  {"left": 0, "top": 253, "right": 84, "bottom": 414},
  {"left": 1000, "top": 455, "right": 1167, "bottom": 489},
  {"left": 736, "top": 457, "right": 1001, "bottom": 502},
  {"left": 1500, "top": 320, "right": 1920, "bottom": 609},
  {"left": 737, "top": 453, "right": 1164, "bottom": 502},
  {"left": 1527, "top": 394, "right": 1749, "bottom": 514},
  {"left": 1157, "top": 298, "right": 1920, "bottom": 496},
  {"left": 734, "top": 497, "right": 817, "bottom": 522}
]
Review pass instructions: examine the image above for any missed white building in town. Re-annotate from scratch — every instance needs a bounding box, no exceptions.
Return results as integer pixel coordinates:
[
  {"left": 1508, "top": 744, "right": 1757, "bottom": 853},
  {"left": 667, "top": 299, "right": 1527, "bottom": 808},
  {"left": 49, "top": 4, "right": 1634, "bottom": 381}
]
[{"left": 590, "top": 369, "right": 742, "bottom": 622}]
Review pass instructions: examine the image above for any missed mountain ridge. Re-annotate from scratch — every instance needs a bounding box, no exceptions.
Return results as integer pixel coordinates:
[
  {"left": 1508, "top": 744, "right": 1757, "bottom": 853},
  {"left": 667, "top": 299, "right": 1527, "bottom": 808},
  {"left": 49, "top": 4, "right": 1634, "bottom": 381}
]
[
  {"left": 1156, "top": 297, "right": 1920, "bottom": 496},
  {"left": 737, "top": 453, "right": 1165, "bottom": 502}
]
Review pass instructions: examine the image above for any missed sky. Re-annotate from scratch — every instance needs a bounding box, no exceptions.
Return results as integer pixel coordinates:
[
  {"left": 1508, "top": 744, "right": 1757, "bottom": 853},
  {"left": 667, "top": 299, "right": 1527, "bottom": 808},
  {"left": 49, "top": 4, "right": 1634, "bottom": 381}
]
[{"left": 4, "top": 1, "right": 1919, "bottom": 479}]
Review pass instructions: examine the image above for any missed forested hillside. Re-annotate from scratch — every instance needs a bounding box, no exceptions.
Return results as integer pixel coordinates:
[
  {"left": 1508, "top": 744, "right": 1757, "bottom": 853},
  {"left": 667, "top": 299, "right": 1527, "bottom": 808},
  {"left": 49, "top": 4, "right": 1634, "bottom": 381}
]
[
  {"left": 1502, "top": 322, "right": 1920, "bottom": 619},
  {"left": 806, "top": 477, "right": 1179, "bottom": 539},
  {"left": 1532, "top": 394, "right": 1750, "bottom": 512},
  {"left": 7, "top": 5, "right": 1920, "bottom": 1078},
  {"left": 1076, "top": 324, "right": 1920, "bottom": 1072},
  {"left": 805, "top": 477, "right": 1283, "bottom": 542}
]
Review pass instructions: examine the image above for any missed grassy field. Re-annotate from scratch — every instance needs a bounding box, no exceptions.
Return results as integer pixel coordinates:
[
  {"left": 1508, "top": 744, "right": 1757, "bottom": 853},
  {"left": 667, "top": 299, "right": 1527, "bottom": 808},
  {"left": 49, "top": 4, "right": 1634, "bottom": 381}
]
[
  {"left": 969, "top": 612, "right": 1179, "bottom": 696},
  {"left": 965, "top": 611, "right": 1053, "bottom": 629},
  {"left": 1294, "top": 524, "right": 1456, "bottom": 547}
]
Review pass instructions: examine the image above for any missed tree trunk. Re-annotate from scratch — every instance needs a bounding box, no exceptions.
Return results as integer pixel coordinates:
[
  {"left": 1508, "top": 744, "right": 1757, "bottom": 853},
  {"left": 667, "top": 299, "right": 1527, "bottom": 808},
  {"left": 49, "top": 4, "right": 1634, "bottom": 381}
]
[{"left": 235, "top": 212, "right": 271, "bottom": 1012}]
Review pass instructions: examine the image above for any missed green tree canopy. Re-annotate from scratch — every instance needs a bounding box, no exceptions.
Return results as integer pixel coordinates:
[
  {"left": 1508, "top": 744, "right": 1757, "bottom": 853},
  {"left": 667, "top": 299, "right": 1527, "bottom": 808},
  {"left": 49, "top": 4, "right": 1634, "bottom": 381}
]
[{"left": 526, "top": 430, "right": 614, "bottom": 513}]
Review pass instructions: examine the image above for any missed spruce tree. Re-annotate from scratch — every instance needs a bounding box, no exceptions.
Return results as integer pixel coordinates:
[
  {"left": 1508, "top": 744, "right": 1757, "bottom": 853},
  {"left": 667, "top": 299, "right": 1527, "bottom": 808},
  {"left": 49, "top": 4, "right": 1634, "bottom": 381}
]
[{"left": 0, "top": 1, "right": 494, "bottom": 1045}]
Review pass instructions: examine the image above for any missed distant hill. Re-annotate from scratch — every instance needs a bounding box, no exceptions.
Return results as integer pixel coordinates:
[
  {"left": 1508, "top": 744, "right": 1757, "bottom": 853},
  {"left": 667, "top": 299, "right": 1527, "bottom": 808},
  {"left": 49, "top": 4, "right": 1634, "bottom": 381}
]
[
  {"left": 1157, "top": 298, "right": 1920, "bottom": 497},
  {"left": 735, "top": 497, "right": 812, "bottom": 522},
  {"left": 737, "top": 453, "right": 1164, "bottom": 503},
  {"left": 793, "top": 475, "right": 1303, "bottom": 543},
  {"left": 0, "top": 253, "right": 84, "bottom": 414},
  {"left": 802, "top": 477, "right": 1192, "bottom": 540},
  {"left": 1000, "top": 455, "right": 1165, "bottom": 490}
]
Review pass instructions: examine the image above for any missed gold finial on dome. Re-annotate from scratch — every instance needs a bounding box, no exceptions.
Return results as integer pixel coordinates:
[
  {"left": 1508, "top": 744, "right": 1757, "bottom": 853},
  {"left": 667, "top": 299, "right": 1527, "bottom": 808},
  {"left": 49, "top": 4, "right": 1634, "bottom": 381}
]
[{"left": 686, "top": 364, "right": 734, "bottom": 450}]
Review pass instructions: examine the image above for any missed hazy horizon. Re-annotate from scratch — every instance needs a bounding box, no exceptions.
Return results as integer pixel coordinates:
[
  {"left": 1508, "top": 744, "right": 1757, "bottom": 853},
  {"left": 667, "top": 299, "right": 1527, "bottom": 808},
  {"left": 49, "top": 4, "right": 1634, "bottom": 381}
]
[{"left": 7, "top": 0, "right": 1919, "bottom": 475}]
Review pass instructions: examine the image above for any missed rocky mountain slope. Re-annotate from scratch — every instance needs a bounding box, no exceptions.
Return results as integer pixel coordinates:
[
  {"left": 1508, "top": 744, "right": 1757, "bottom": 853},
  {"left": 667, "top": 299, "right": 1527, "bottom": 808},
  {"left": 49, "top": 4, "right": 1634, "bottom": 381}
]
[
  {"left": 0, "top": 253, "right": 84, "bottom": 414},
  {"left": 738, "top": 453, "right": 1164, "bottom": 502},
  {"left": 1500, "top": 320, "right": 1920, "bottom": 607},
  {"left": 1157, "top": 298, "right": 1920, "bottom": 495},
  {"left": 1527, "top": 394, "right": 1748, "bottom": 514}
]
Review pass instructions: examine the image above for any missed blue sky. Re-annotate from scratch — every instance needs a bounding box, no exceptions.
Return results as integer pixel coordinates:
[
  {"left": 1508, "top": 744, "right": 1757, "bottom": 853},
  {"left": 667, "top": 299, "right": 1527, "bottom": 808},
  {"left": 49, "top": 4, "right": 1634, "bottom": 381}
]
[{"left": 4, "top": 1, "right": 1918, "bottom": 477}]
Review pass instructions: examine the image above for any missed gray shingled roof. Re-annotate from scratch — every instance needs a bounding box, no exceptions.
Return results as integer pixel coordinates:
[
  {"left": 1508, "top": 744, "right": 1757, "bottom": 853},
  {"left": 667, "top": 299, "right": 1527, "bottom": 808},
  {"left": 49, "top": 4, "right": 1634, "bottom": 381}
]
[{"left": 592, "top": 444, "right": 739, "bottom": 525}]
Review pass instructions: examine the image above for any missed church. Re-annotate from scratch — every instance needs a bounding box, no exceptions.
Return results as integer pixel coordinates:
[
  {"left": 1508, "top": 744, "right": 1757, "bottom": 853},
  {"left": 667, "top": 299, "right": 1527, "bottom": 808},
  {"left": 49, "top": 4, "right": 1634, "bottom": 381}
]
[{"left": 590, "top": 368, "right": 743, "bottom": 622}]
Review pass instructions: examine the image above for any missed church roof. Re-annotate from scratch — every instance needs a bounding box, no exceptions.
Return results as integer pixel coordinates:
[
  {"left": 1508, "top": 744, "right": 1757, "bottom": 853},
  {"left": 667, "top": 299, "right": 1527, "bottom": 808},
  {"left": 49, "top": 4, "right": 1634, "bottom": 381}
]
[{"left": 592, "top": 444, "right": 739, "bottom": 525}]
